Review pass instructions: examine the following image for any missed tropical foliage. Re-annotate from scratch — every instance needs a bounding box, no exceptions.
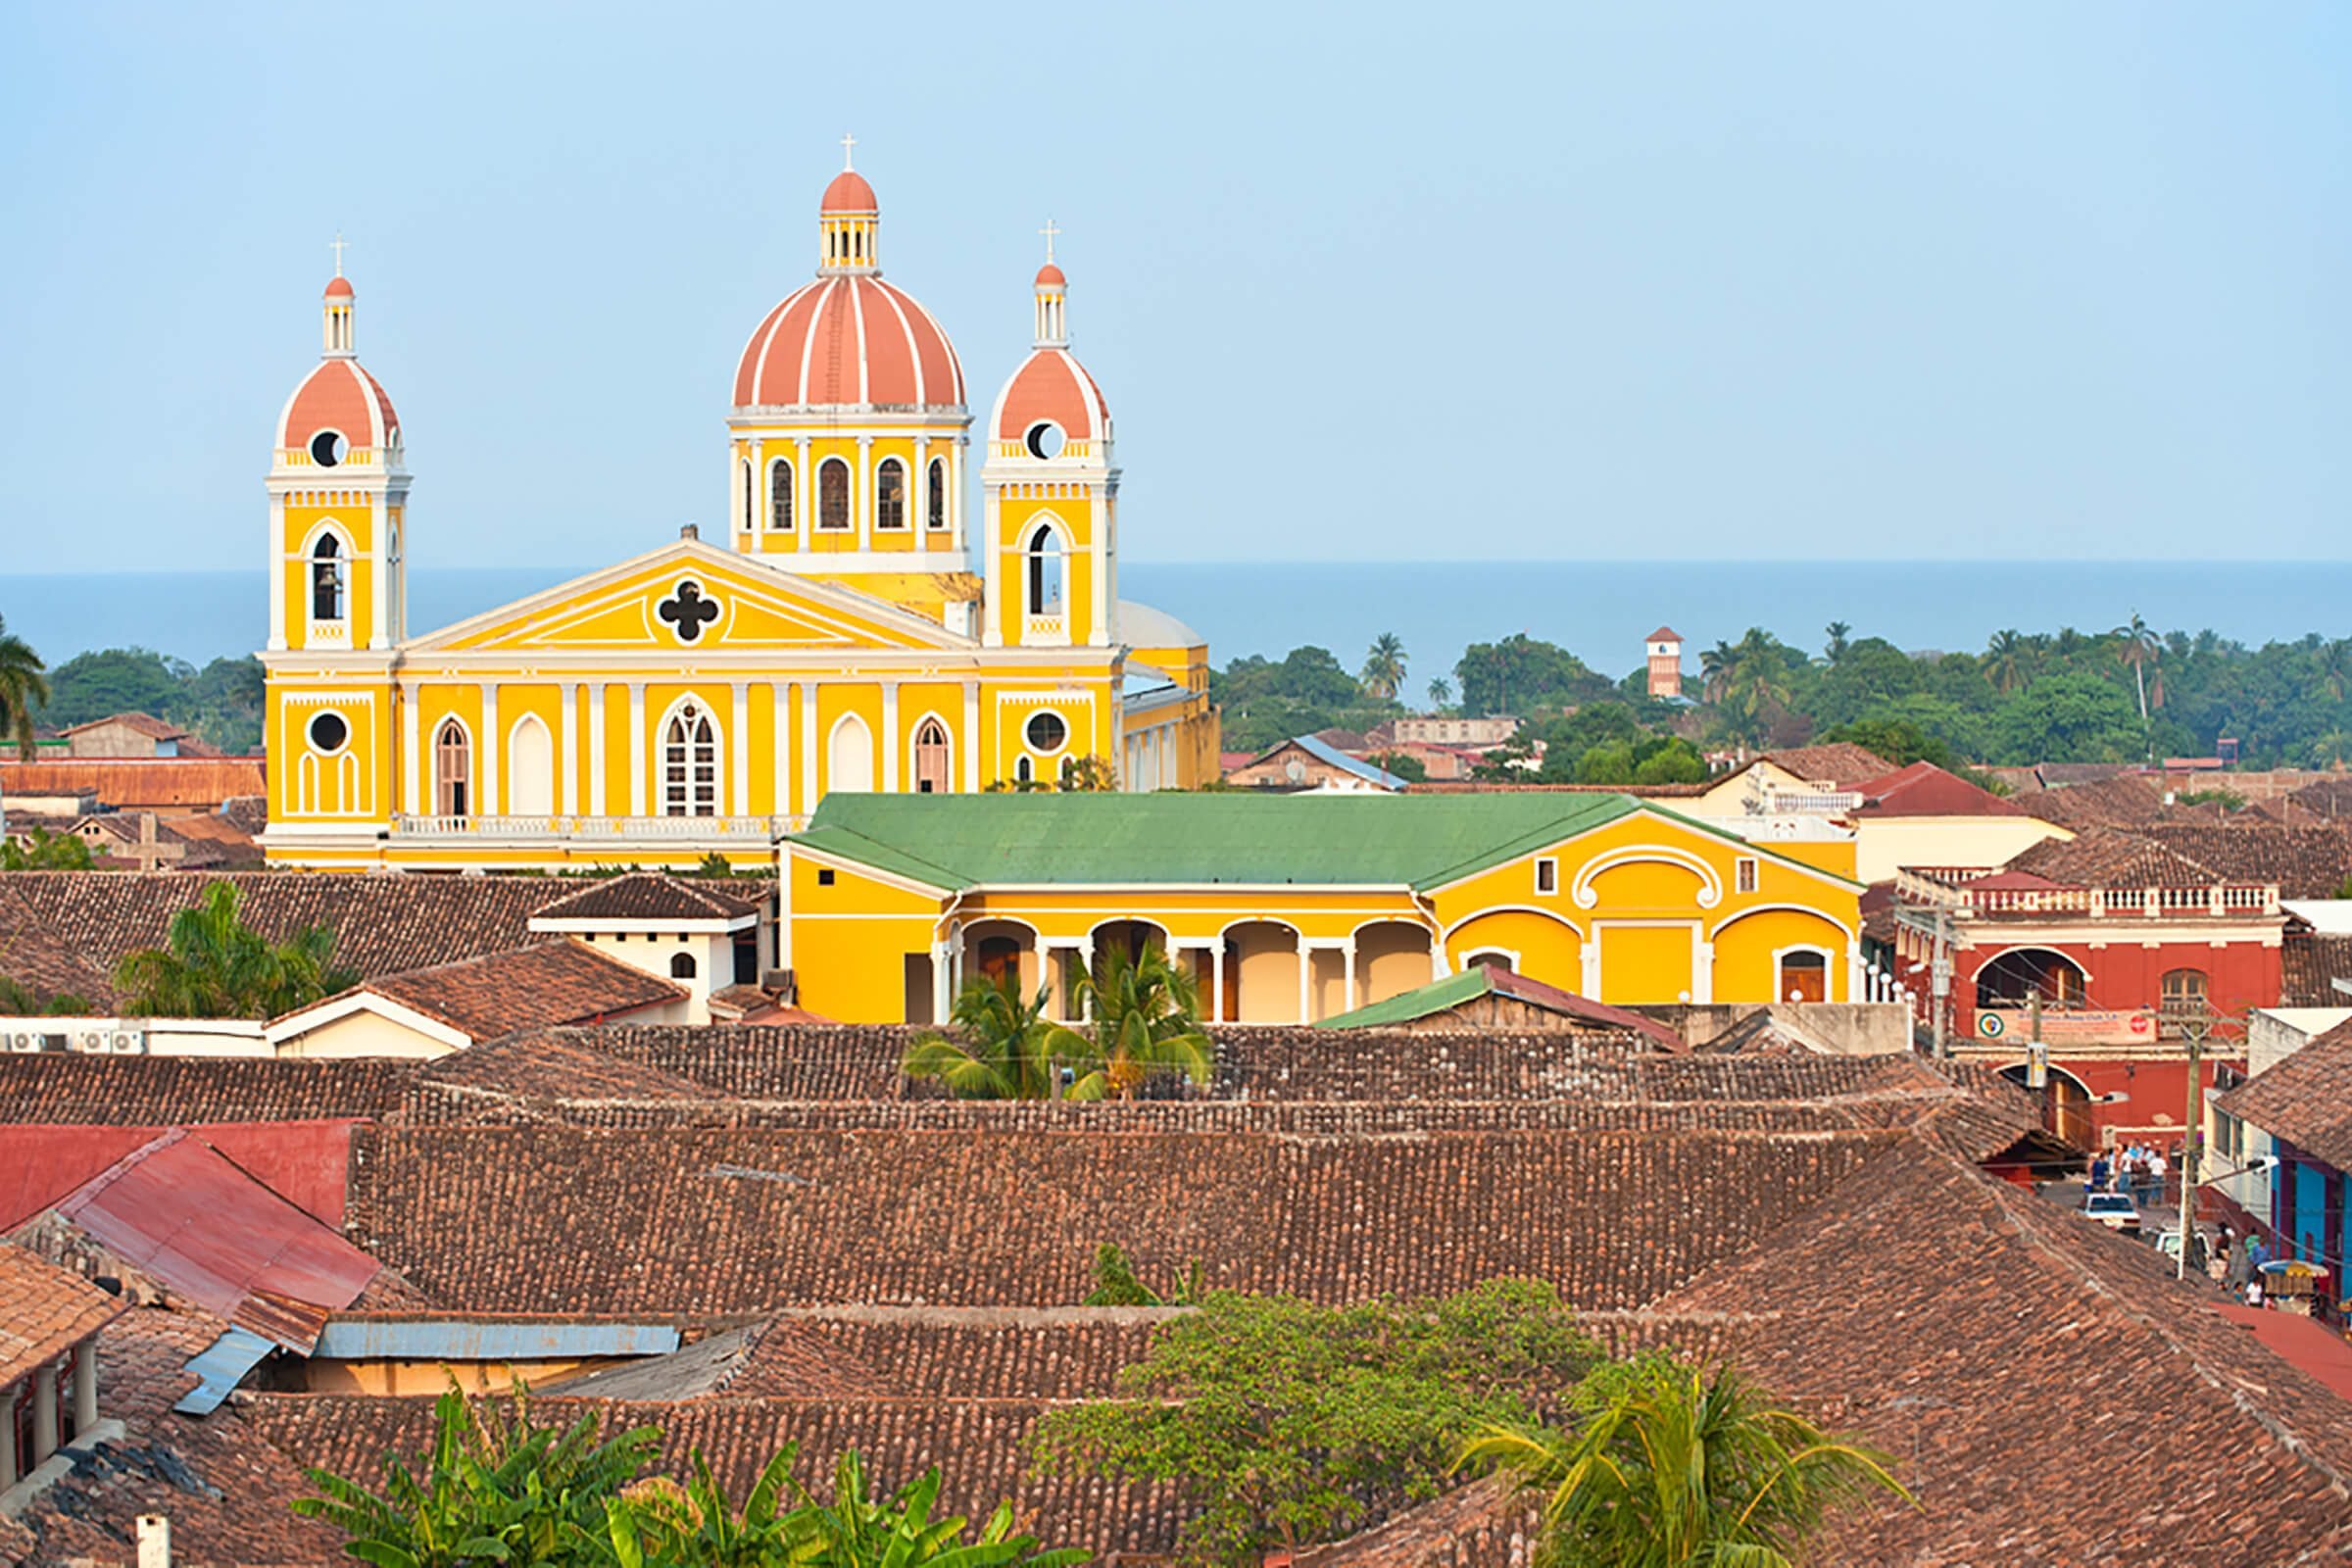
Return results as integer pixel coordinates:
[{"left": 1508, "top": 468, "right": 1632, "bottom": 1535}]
[
  {"left": 0, "top": 825, "right": 95, "bottom": 871},
  {"left": 903, "top": 947, "right": 1212, "bottom": 1102},
  {"left": 1080, "top": 1242, "right": 1203, "bottom": 1307},
  {"left": 27, "top": 646, "right": 267, "bottom": 756},
  {"left": 1029, "top": 1280, "right": 1600, "bottom": 1565},
  {"left": 1357, "top": 633, "right": 1407, "bottom": 702},
  {"left": 1461, "top": 1354, "right": 1909, "bottom": 1568},
  {"left": 113, "top": 879, "right": 357, "bottom": 1019},
  {"left": 296, "top": 1385, "right": 1087, "bottom": 1568},
  {"left": 0, "top": 616, "right": 49, "bottom": 761},
  {"left": 0, "top": 975, "right": 93, "bottom": 1015}
]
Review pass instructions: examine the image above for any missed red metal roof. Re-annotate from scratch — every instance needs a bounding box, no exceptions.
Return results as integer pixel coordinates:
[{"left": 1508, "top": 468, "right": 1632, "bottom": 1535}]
[
  {"left": 50, "top": 1129, "right": 378, "bottom": 1352},
  {"left": 2217, "top": 1302, "right": 2352, "bottom": 1403},
  {"left": 0, "top": 1120, "right": 362, "bottom": 1232},
  {"left": 1852, "top": 760, "right": 2026, "bottom": 817}
]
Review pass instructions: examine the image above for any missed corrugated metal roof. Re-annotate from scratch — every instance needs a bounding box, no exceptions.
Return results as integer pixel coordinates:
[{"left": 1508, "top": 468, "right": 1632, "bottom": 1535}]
[
  {"left": 53, "top": 1130, "right": 378, "bottom": 1354},
  {"left": 173, "top": 1326, "right": 274, "bottom": 1415},
  {"left": 312, "top": 1319, "right": 680, "bottom": 1360}
]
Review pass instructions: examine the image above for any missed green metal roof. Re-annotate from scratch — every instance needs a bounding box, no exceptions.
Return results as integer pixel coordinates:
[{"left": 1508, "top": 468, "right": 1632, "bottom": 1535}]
[
  {"left": 1311, "top": 967, "right": 1495, "bottom": 1029},
  {"left": 792, "top": 791, "right": 1647, "bottom": 890}
]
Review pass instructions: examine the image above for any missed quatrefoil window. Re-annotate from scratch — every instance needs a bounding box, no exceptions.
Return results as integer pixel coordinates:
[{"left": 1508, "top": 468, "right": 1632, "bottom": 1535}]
[{"left": 657, "top": 580, "right": 721, "bottom": 644}]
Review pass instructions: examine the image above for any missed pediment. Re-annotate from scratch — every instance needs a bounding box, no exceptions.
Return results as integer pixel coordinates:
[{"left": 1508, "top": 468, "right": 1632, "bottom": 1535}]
[{"left": 408, "top": 541, "right": 971, "bottom": 655}]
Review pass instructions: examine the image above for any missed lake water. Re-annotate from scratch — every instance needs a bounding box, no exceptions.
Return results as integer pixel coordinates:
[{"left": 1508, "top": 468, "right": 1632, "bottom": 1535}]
[{"left": 3, "top": 560, "right": 2348, "bottom": 687}]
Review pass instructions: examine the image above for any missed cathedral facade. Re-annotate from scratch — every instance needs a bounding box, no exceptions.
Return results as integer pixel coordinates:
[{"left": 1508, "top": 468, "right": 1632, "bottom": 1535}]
[{"left": 260, "top": 155, "right": 1218, "bottom": 869}]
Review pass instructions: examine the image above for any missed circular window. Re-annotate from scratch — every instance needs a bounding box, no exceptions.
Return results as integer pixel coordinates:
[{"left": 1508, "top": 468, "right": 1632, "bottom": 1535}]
[
  {"left": 1025, "top": 710, "right": 1068, "bottom": 753},
  {"left": 1024, "top": 421, "right": 1065, "bottom": 461},
  {"left": 308, "top": 710, "right": 350, "bottom": 753},
  {"left": 310, "top": 429, "right": 348, "bottom": 467}
]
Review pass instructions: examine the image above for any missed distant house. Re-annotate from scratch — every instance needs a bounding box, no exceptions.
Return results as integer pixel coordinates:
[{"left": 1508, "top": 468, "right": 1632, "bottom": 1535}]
[
  {"left": 1844, "top": 760, "right": 2068, "bottom": 883},
  {"left": 1381, "top": 714, "right": 1520, "bottom": 749},
  {"left": 1223, "top": 735, "right": 1408, "bottom": 793},
  {"left": 1314, "top": 963, "right": 1686, "bottom": 1048},
  {"left": 55, "top": 713, "right": 205, "bottom": 760},
  {"left": 2211, "top": 1018, "right": 2352, "bottom": 1273}
]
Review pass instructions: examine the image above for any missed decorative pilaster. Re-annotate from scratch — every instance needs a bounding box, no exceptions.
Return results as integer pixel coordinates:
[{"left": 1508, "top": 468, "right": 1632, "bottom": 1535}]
[
  {"left": 730, "top": 679, "right": 752, "bottom": 815},
  {"left": 627, "top": 682, "right": 647, "bottom": 816},
  {"left": 479, "top": 684, "right": 500, "bottom": 817},
  {"left": 880, "top": 681, "right": 900, "bottom": 793},
  {"left": 559, "top": 681, "right": 580, "bottom": 816},
  {"left": 589, "top": 684, "right": 609, "bottom": 816}
]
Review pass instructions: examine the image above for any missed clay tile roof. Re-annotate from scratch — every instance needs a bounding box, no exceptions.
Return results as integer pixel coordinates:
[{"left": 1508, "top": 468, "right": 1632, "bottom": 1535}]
[
  {"left": 0, "top": 1054, "right": 413, "bottom": 1126},
  {"left": 1850, "top": 760, "right": 2024, "bottom": 817},
  {"left": 733, "top": 275, "right": 966, "bottom": 410},
  {"left": 2011, "top": 771, "right": 2172, "bottom": 830},
  {"left": 1755, "top": 743, "right": 1895, "bottom": 790},
  {"left": 991, "top": 346, "right": 1111, "bottom": 442},
  {"left": 0, "top": 758, "right": 268, "bottom": 809},
  {"left": 0, "top": 1242, "right": 127, "bottom": 1386},
  {"left": 2006, "top": 826, "right": 2225, "bottom": 889},
  {"left": 408, "top": 1029, "right": 723, "bottom": 1110},
  {"left": 56, "top": 711, "right": 189, "bottom": 741},
  {"left": 349, "top": 939, "right": 685, "bottom": 1041},
  {"left": 2282, "top": 929, "right": 2352, "bottom": 1006},
  {"left": 1645, "top": 625, "right": 1682, "bottom": 642},
  {"left": 529, "top": 871, "right": 767, "bottom": 923},
  {"left": 2140, "top": 823, "right": 2352, "bottom": 900},
  {"left": 0, "top": 877, "right": 117, "bottom": 1004},
  {"left": 2213, "top": 1017, "right": 2352, "bottom": 1169}
]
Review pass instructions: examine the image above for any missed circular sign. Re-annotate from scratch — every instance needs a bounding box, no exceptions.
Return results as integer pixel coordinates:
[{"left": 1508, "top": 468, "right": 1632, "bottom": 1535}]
[{"left": 1976, "top": 1013, "right": 2005, "bottom": 1039}]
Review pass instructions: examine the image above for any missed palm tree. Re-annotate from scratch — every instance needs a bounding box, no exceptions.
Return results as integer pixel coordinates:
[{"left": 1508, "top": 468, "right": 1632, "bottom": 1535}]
[
  {"left": 902, "top": 970, "right": 1080, "bottom": 1100},
  {"left": 0, "top": 614, "right": 48, "bottom": 761},
  {"left": 2111, "top": 612, "right": 2163, "bottom": 757},
  {"left": 1462, "top": 1357, "right": 1910, "bottom": 1568},
  {"left": 113, "top": 880, "right": 357, "bottom": 1019},
  {"left": 779, "top": 1450, "right": 1086, "bottom": 1568},
  {"left": 1063, "top": 943, "right": 1213, "bottom": 1101},
  {"left": 1699, "top": 641, "right": 1738, "bottom": 705},
  {"left": 1427, "top": 677, "right": 1451, "bottom": 710},
  {"left": 2319, "top": 639, "right": 2352, "bottom": 706},
  {"left": 1822, "top": 622, "right": 1851, "bottom": 665},
  {"left": 1983, "top": 629, "right": 2031, "bottom": 696},
  {"left": 1360, "top": 633, "right": 1407, "bottom": 702}
]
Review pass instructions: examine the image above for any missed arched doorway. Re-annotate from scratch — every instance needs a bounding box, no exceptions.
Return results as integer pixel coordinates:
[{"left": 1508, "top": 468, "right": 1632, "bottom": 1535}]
[
  {"left": 1224, "top": 921, "right": 1300, "bottom": 1023},
  {"left": 1976, "top": 949, "right": 2089, "bottom": 1011},
  {"left": 1777, "top": 949, "right": 1830, "bottom": 1003},
  {"left": 959, "top": 919, "right": 1038, "bottom": 998},
  {"left": 1999, "top": 1061, "right": 2093, "bottom": 1149},
  {"left": 1354, "top": 921, "right": 1438, "bottom": 1006}
]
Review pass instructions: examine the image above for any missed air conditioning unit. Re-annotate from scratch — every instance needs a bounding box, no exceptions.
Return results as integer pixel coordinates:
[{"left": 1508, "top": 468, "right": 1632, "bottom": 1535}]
[
  {"left": 6, "top": 1032, "right": 38, "bottom": 1054},
  {"left": 110, "top": 1031, "right": 144, "bottom": 1054}
]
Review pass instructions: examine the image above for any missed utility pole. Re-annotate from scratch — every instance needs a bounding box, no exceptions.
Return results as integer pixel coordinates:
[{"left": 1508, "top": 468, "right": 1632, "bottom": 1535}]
[
  {"left": 2170, "top": 1002, "right": 2219, "bottom": 1284},
  {"left": 1929, "top": 907, "right": 1952, "bottom": 1059}
]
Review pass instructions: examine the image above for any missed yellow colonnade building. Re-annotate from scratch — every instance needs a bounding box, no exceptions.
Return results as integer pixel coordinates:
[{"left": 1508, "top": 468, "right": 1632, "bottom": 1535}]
[{"left": 781, "top": 792, "right": 1865, "bottom": 1024}]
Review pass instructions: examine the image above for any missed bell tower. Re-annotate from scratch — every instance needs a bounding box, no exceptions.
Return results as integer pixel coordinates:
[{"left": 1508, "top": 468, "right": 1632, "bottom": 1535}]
[
  {"left": 268, "top": 248, "right": 408, "bottom": 654},
  {"left": 982, "top": 224, "right": 1118, "bottom": 650}
]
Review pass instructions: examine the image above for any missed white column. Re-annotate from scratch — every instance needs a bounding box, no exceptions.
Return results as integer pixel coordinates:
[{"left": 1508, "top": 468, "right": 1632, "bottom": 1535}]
[
  {"left": 773, "top": 682, "right": 792, "bottom": 819},
  {"left": 856, "top": 434, "right": 873, "bottom": 552},
  {"left": 479, "top": 683, "right": 500, "bottom": 817},
  {"left": 1088, "top": 487, "right": 1110, "bottom": 647},
  {"left": 628, "top": 681, "right": 647, "bottom": 816},
  {"left": 1693, "top": 938, "right": 1714, "bottom": 1004},
  {"left": 1295, "top": 934, "right": 1311, "bottom": 1024},
  {"left": 930, "top": 941, "right": 951, "bottom": 1023},
  {"left": 33, "top": 1368, "right": 58, "bottom": 1461},
  {"left": 796, "top": 437, "right": 811, "bottom": 554},
  {"left": 73, "top": 1342, "right": 97, "bottom": 1430},
  {"left": 913, "top": 435, "right": 930, "bottom": 555},
  {"left": 749, "top": 438, "right": 765, "bottom": 540},
  {"left": 1847, "top": 945, "right": 1866, "bottom": 1004},
  {"left": 729, "top": 444, "right": 746, "bottom": 540},
  {"left": 1342, "top": 939, "right": 1358, "bottom": 1013},
  {"left": 1582, "top": 940, "right": 1600, "bottom": 998},
  {"left": 401, "top": 683, "right": 421, "bottom": 815},
  {"left": 589, "top": 684, "right": 609, "bottom": 816},
  {"left": 1210, "top": 941, "right": 1227, "bottom": 1024},
  {"left": 981, "top": 485, "right": 1004, "bottom": 647},
  {"left": 559, "top": 681, "right": 579, "bottom": 816},
  {"left": 962, "top": 680, "right": 981, "bottom": 794},
  {"left": 268, "top": 494, "right": 288, "bottom": 651},
  {"left": 1076, "top": 937, "right": 1096, "bottom": 1021},
  {"left": 880, "top": 681, "right": 900, "bottom": 793},
  {"left": 800, "top": 680, "right": 820, "bottom": 813},
  {"left": 730, "top": 679, "right": 751, "bottom": 817}
]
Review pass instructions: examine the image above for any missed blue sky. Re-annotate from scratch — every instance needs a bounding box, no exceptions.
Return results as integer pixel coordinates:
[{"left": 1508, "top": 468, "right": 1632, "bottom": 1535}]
[{"left": 0, "top": 3, "right": 2344, "bottom": 572}]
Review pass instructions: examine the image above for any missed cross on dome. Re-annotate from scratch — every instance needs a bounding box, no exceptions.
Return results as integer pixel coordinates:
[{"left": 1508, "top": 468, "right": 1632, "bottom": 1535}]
[
  {"left": 840, "top": 131, "right": 857, "bottom": 170},
  {"left": 329, "top": 232, "right": 349, "bottom": 277},
  {"left": 1038, "top": 219, "right": 1059, "bottom": 266}
]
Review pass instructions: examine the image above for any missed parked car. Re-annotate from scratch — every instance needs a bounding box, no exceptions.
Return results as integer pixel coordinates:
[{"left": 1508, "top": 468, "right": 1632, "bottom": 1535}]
[{"left": 2083, "top": 1191, "right": 2141, "bottom": 1235}]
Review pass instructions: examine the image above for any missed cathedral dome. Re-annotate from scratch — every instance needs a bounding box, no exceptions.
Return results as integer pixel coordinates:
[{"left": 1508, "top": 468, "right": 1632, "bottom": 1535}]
[
  {"left": 732, "top": 275, "right": 964, "bottom": 410},
  {"left": 733, "top": 157, "right": 964, "bottom": 411},
  {"left": 992, "top": 349, "right": 1109, "bottom": 445},
  {"left": 276, "top": 274, "right": 400, "bottom": 460}
]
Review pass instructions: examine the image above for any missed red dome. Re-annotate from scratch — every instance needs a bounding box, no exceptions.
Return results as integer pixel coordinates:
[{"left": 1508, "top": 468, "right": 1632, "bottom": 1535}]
[
  {"left": 820, "top": 170, "right": 877, "bottom": 214},
  {"left": 1034, "top": 262, "right": 1066, "bottom": 287},
  {"left": 991, "top": 348, "right": 1109, "bottom": 444},
  {"left": 733, "top": 275, "right": 964, "bottom": 409},
  {"left": 276, "top": 358, "right": 400, "bottom": 452},
  {"left": 322, "top": 274, "right": 355, "bottom": 300}
]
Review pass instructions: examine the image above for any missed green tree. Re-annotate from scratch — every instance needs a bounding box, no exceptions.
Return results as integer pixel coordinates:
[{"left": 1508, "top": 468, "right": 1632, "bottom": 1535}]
[
  {"left": 1453, "top": 635, "right": 1610, "bottom": 717},
  {"left": 0, "top": 976, "right": 95, "bottom": 1015},
  {"left": 1030, "top": 1280, "right": 1601, "bottom": 1565},
  {"left": 1982, "top": 629, "right": 2032, "bottom": 696},
  {"left": 1461, "top": 1354, "right": 1910, "bottom": 1568},
  {"left": 1822, "top": 622, "right": 1851, "bottom": 665},
  {"left": 0, "top": 614, "right": 49, "bottom": 760},
  {"left": 1632, "top": 739, "right": 1706, "bottom": 786},
  {"left": 2111, "top": 612, "right": 2164, "bottom": 750},
  {"left": 114, "top": 880, "right": 358, "bottom": 1020},
  {"left": 1, "top": 825, "right": 95, "bottom": 871},
  {"left": 1358, "top": 633, "right": 1407, "bottom": 702},
  {"left": 1426, "top": 677, "right": 1451, "bottom": 710},
  {"left": 35, "top": 647, "right": 190, "bottom": 729},
  {"left": 903, "top": 971, "right": 1077, "bottom": 1101},
  {"left": 294, "top": 1383, "right": 662, "bottom": 1567},
  {"left": 1985, "top": 670, "right": 2144, "bottom": 765},
  {"left": 1062, "top": 944, "right": 1213, "bottom": 1101}
]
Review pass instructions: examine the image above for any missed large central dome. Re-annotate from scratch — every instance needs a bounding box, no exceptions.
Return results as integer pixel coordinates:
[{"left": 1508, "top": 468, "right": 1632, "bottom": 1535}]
[{"left": 731, "top": 167, "right": 964, "bottom": 412}]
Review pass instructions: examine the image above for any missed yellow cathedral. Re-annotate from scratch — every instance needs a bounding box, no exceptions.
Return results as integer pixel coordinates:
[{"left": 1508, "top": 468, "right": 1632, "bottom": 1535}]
[{"left": 260, "top": 153, "right": 1218, "bottom": 870}]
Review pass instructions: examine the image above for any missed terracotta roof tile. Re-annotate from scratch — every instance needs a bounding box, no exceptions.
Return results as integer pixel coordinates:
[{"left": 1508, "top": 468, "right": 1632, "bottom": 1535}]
[
  {"left": 348, "top": 939, "right": 684, "bottom": 1040},
  {"left": 529, "top": 872, "right": 769, "bottom": 923},
  {"left": 2140, "top": 822, "right": 2352, "bottom": 900},
  {"left": 0, "top": 1054, "right": 414, "bottom": 1125},
  {"left": 0, "top": 760, "right": 267, "bottom": 809},
  {"left": 2212, "top": 1017, "right": 2352, "bottom": 1169},
  {"left": 2282, "top": 929, "right": 2352, "bottom": 1006},
  {"left": 1850, "top": 760, "right": 2025, "bottom": 817},
  {"left": 57, "top": 712, "right": 190, "bottom": 742},
  {"left": 1756, "top": 744, "right": 1895, "bottom": 790},
  {"left": 2007, "top": 826, "right": 2227, "bottom": 888},
  {"left": 0, "top": 1240, "right": 127, "bottom": 1386}
]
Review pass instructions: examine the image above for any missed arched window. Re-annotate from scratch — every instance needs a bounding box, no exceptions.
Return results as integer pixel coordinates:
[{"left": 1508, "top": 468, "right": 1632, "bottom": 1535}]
[
  {"left": 311, "top": 536, "right": 345, "bottom": 622},
  {"left": 662, "top": 701, "right": 718, "bottom": 817},
  {"left": 740, "top": 460, "right": 752, "bottom": 532},
  {"left": 1779, "top": 949, "right": 1830, "bottom": 1004},
  {"left": 669, "top": 952, "right": 698, "bottom": 980},
  {"left": 926, "top": 458, "right": 948, "bottom": 530},
  {"left": 434, "top": 721, "right": 470, "bottom": 817},
  {"left": 875, "top": 459, "right": 906, "bottom": 529},
  {"left": 1025, "top": 523, "right": 1064, "bottom": 615},
  {"left": 768, "top": 459, "right": 793, "bottom": 531},
  {"left": 913, "top": 717, "right": 950, "bottom": 795},
  {"left": 818, "top": 459, "right": 850, "bottom": 530},
  {"left": 2161, "top": 967, "right": 2209, "bottom": 1026}
]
